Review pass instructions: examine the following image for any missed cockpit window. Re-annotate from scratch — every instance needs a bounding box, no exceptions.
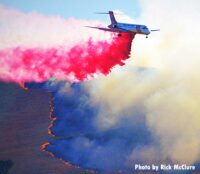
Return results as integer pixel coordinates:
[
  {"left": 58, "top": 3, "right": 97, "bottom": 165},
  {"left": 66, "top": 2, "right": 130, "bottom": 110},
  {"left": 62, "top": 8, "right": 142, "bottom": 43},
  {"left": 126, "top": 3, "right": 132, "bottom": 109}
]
[{"left": 142, "top": 26, "right": 147, "bottom": 29}]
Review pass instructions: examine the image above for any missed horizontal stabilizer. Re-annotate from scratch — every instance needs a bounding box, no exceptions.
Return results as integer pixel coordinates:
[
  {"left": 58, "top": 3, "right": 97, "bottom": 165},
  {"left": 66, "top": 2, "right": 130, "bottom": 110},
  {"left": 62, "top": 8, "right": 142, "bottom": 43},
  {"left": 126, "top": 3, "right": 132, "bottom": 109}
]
[{"left": 95, "top": 12, "right": 109, "bottom": 14}]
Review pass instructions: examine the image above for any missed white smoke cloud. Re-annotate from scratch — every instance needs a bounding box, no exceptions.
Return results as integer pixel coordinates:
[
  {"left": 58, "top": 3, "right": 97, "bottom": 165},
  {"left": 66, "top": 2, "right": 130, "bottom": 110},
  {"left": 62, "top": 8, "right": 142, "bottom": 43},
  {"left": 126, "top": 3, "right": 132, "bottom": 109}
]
[
  {"left": 84, "top": 0, "right": 200, "bottom": 165},
  {"left": 0, "top": 4, "right": 110, "bottom": 49}
]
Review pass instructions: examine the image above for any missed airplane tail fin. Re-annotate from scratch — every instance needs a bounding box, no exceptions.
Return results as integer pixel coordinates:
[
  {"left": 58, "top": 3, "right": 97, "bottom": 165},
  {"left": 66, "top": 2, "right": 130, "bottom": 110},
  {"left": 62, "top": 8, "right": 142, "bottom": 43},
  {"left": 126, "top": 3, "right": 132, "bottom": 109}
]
[
  {"left": 95, "top": 11, "right": 117, "bottom": 24},
  {"left": 109, "top": 11, "right": 117, "bottom": 24}
]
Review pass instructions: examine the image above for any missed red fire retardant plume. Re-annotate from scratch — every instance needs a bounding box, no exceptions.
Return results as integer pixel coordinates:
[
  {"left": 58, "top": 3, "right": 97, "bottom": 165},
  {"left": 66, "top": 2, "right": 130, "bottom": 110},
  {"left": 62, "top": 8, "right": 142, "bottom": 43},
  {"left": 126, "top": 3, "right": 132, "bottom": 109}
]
[{"left": 0, "top": 33, "right": 134, "bottom": 83}]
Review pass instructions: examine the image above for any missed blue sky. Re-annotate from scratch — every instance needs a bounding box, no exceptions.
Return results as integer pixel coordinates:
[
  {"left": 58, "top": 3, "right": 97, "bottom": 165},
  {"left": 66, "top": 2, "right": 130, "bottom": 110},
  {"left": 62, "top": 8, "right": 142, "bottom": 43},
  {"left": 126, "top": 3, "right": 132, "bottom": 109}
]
[{"left": 0, "top": 0, "right": 141, "bottom": 20}]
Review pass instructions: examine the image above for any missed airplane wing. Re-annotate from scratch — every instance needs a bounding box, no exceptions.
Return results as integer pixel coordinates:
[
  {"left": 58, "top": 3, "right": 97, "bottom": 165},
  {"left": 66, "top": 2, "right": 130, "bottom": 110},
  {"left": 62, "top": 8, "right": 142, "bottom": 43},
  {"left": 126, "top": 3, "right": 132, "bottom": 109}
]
[
  {"left": 85, "top": 26, "right": 128, "bottom": 33},
  {"left": 85, "top": 26, "right": 114, "bottom": 32}
]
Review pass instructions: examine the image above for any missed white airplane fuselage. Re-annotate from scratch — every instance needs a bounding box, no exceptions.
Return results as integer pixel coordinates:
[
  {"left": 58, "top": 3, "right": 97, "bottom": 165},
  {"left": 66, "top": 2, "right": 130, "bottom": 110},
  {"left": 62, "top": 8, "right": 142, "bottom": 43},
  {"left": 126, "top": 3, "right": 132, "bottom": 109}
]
[{"left": 108, "top": 23, "right": 151, "bottom": 36}]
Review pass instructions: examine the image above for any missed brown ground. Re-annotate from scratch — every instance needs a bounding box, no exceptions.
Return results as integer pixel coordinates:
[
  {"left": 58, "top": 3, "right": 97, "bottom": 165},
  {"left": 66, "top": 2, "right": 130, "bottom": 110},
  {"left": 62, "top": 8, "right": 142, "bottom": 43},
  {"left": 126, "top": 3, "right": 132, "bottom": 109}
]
[{"left": 0, "top": 83, "right": 84, "bottom": 174}]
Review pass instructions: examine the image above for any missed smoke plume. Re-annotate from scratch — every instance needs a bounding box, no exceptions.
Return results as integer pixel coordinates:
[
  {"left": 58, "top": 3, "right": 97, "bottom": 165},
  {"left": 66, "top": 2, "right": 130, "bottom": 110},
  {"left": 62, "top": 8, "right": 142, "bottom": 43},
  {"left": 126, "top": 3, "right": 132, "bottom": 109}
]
[{"left": 39, "top": 0, "right": 200, "bottom": 173}]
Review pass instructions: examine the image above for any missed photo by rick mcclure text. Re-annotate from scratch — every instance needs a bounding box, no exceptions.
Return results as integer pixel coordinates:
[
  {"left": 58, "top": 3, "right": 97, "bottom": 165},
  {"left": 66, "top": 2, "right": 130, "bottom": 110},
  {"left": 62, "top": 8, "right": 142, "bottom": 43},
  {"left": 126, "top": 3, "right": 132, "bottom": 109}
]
[{"left": 135, "top": 164, "right": 196, "bottom": 171}]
